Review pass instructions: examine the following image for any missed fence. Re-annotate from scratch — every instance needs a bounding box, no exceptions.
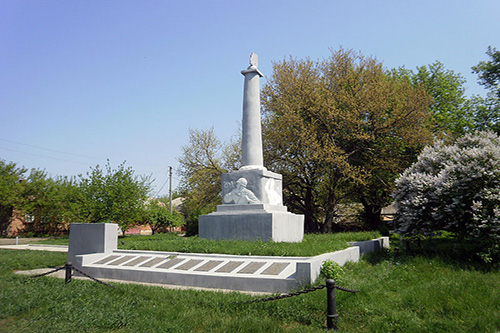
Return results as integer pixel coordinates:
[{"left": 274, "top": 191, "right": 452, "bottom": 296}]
[{"left": 32, "top": 262, "right": 358, "bottom": 330}]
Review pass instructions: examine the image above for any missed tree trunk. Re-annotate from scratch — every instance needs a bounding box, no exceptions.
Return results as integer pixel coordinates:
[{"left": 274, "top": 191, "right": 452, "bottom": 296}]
[{"left": 360, "top": 197, "right": 382, "bottom": 230}]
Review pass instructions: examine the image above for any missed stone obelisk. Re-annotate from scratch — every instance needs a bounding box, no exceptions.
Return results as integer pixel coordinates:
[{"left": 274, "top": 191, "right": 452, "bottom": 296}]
[
  {"left": 198, "top": 53, "right": 304, "bottom": 243},
  {"left": 241, "top": 52, "right": 264, "bottom": 170}
]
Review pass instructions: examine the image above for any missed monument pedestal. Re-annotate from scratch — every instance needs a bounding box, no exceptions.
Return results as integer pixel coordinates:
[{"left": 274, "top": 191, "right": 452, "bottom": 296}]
[{"left": 199, "top": 204, "right": 304, "bottom": 242}]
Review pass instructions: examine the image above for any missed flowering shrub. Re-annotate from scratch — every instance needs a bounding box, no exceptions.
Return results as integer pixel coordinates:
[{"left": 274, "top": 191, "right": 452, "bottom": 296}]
[{"left": 393, "top": 131, "right": 500, "bottom": 262}]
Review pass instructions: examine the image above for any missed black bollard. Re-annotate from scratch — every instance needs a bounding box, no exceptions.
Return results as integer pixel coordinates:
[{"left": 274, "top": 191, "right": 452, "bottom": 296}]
[
  {"left": 65, "top": 262, "right": 72, "bottom": 284},
  {"left": 326, "top": 279, "right": 338, "bottom": 330}
]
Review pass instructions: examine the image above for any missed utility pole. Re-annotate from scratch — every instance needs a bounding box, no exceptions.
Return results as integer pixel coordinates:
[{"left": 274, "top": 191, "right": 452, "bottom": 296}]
[{"left": 169, "top": 166, "right": 173, "bottom": 214}]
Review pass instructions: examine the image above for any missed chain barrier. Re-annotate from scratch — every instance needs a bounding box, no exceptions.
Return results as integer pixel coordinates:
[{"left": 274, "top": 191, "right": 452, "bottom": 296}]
[
  {"left": 237, "top": 282, "right": 358, "bottom": 305},
  {"left": 236, "top": 284, "right": 327, "bottom": 304},
  {"left": 30, "top": 263, "right": 115, "bottom": 289},
  {"left": 30, "top": 266, "right": 65, "bottom": 278},
  {"left": 72, "top": 266, "right": 115, "bottom": 288},
  {"left": 30, "top": 264, "right": 357, "bottom": 330}
]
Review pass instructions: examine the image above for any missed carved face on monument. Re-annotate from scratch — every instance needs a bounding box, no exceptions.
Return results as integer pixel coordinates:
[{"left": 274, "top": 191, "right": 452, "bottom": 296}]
[{"left": 236, "top": 177, "right": 247, "bottom": 190}]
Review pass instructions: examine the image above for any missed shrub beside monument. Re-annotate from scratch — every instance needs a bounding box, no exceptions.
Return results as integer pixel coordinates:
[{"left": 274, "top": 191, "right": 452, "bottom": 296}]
[{"left": 393, "top": 131, "right": 500, "bottom": 262}]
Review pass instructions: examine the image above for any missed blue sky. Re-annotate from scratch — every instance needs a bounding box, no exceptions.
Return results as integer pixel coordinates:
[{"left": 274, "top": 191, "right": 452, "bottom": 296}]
[{"left": 1, "top": 1, "right": 499, "bottom": 197}]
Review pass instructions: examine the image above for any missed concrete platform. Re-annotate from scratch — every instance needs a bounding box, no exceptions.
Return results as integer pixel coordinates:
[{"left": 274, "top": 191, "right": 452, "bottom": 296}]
[{"left": 72, "top": 237, "right": 389, "bottom": 293}]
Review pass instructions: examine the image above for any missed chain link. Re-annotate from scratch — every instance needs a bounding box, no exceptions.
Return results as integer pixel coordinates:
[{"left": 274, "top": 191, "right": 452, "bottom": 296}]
[
  {"left": 236, "top": 282, "right": 358, "bottom": 304},
  {"left": 334, "top": 285, "right": 359, "bottom": 293},
  {"left": 73, "top": 266, "right": 115, "bottom": 288},
  {"left": 30, "top": 266, "right": 65, "bottom": 278}
]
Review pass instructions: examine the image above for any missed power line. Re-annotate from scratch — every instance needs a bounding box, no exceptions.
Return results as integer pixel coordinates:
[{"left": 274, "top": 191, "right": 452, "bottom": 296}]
[
  {"left": 0, "top": 138, "right": 168, "bottom": 168},
  {"left": 154, "top": 168, "right": 171, "bottom": 197},
  {"left": 0, "top": 138, "right": 102, "bottom": 160},
  {"left": 0, "top": 146, "right": 93, "bottom": 166}
]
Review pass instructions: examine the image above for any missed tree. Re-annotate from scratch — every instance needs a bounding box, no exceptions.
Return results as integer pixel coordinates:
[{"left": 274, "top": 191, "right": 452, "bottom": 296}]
[
  {"left": 78, "top": 161, "right": 152, "bottom": 231},
  {"left": 144, "top": 199, "right": 184, "bottom": 234},
  {"left": 262, "top": 49, "right": 432, "bottom": 232},
  {"left": 393, "top": 131, "right": 500, "bottom": 262},
  {"left": 0, "top": 160, "right": 27, "bottom": 235},
  {"left": 0, "top": 160, "right": 83, "bottom": 236},
  {"left": 21, "top": 170, "right": 81, "bottom": 235},
  {"left": 469, "top": 46, "right": 500, "bottom": 134},
  {"left": 177, "top": 128, "right": 240, "bottom": 224},
  {"left": 466, "top": 93, "right": 500, "bottom": 135},
  {"left": 393, "top": 61, "right": 473, "bottom": 138},
  {"left": 472, "top": 46, "right": 500, "bottom": 98}
]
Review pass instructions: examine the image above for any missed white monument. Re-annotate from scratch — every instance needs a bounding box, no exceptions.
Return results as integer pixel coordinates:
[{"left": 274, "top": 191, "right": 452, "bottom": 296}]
[{"left": 198, "top": 53, "right": 304, "bottom": 242}]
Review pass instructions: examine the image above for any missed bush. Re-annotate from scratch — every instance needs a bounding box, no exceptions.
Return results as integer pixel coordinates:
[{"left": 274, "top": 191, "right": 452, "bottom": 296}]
[
  {"left": 320, "top": 259, "right": 344, "bottom": 284},
  {"left": 393, "top": 131, "right": 500, "bottom": 262}
]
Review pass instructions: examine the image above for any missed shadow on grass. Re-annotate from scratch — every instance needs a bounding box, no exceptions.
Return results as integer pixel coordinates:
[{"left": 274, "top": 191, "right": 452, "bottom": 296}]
[{"left": 362, "top": 237, "right": 500, "bottom": 273}]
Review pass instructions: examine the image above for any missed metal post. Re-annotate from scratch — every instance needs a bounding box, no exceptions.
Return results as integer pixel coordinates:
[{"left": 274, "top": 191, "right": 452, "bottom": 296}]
[
  {"left": 326, "top": 279, "right": 338, "bottom": 330},
  {"left": 65, "top": 262, "right": 72, "bottom": 284},
  {"left": 169, "top": 166, "right": 173, "bottom": 214}
]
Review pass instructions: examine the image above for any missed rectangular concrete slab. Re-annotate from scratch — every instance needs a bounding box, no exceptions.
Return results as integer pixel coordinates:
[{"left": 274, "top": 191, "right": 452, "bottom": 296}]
[
  {"left": 94, "top": 255, "right": 120, "bottom": 265},
  {"left": 108, "top": 256, "right": 135, "bottom": 266},
  {"left": 237, "top": 262, "right": 266, "bottom": 274},
  {"left": 175, "top": 259, "right": 203, "bottom": 271},
  {"left": 262, "top": 262, "right": 289, "bottom": 275},
  {"left": 157, "top": 258, "right": 184, "bottom": 269},
  {"left": 195, "top": 260, "right": 224, "bottom": 272},
  {"left": 216, "top": 261, "right": 244, "bottom": 273},
  {"left": 140, "top": 257, "right": 166, "bottom": 268},
  {"left": 123, "top": 256, "right": 151, "bottom": 266}
]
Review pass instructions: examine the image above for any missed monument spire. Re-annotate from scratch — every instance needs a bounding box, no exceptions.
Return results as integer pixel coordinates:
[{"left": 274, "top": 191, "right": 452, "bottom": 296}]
[
  {"left": 240, "top": 52, "right": 265, "bottom": 170},
  {"left": 198, "top": 53, "right": 304, "bottom": 243}
]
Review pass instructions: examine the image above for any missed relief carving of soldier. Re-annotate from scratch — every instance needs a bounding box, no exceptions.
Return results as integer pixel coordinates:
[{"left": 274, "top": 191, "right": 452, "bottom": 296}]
[{"left": 223, "top": 178, "right": 260, "bottom": 205}]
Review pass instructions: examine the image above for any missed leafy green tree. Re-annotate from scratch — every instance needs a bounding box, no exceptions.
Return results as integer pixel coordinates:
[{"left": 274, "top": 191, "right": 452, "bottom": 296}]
[
  {"left": 262, "top": 49, "right": 432, "bottom": 232},
  {"left": 0, "top": 161, "right": 83, "bottom": 236},
  {"left": 177, "top": 128, "right": 240, "bottom": 225},
  {"left": 78, "top": 161, "right": 152, "bottom": 231},
  {"left": 469, "top": 46, "right": 500, "bottom": 134},
  {"left": 144, "top": 199, "right": 184, "bottom": 234},
  {"left": 394, "top": 61, "right": 473, "bottom": 138},
  {"left": 0, "top": 160, "right": 27, "bottom": 235},
  {"left": 21, "top": 171, "right": 82, "bottom": 235},
  {"left": 466, "top": 93, "right": 500, "bottom": 134},
  {"left": 472, "top": 46, "right": 500, "bottom": 98}
]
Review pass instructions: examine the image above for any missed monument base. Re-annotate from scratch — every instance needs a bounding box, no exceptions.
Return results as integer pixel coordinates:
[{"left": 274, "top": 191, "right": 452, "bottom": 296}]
[{"left": 199, "top": 204, "right": 304, "bottom": 242}]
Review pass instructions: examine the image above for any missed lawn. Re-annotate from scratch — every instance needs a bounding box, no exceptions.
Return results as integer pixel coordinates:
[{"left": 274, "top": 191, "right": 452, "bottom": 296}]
[
  {"left": 37, "top": 231, "right": 382, "bottom": 256},
  {"left": 1, "top": 235, "right": 500, "bottom": 332}
]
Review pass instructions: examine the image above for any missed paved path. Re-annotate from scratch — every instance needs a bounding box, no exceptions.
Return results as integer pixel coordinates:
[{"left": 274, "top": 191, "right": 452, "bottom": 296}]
[
  {"left": 0, "top": 244, "right": 68, "bottom": 252},
  {"left": 0, "top": 237, "right": 54, "bottom": 245}
]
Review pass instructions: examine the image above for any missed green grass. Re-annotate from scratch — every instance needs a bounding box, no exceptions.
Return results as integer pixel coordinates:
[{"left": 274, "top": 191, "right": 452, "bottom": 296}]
[
  {"left": 2, "top": 237, "right": 500, "bottom": 332},
  {"left": 36, "top": 231, "right": 382, "bottom": 256}
]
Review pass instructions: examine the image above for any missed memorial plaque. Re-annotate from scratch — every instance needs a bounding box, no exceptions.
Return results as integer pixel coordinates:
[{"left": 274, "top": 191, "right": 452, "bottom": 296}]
[
  {"left": 261, "top": 262, "right": 289, "bottom": 275},
  {"left": 140, "top": 257, "right": 166, "bottom": 267},
  {"left": 237, "top": 262, "right": 266, "bottom": 274},
  {"left": 175, "top": 259, "right": 203, "bottom": 271},
  {"left": 108, "top": 255, "right": 134, "bottom": 266},
  {"left": 194, "top": 260, "right": 223, "bottom": 272},
  {"left": 94, "top": 255, "right": 120, "bottom": 265},
  {"left": 157, "top": 258, "right": 184, "bottom": 269},
  {"left": 123, "top": 256, "right": 151, "bottom": 266},
  {"left": 215, "top": 261, "right": 244, "bottom": 273}
]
